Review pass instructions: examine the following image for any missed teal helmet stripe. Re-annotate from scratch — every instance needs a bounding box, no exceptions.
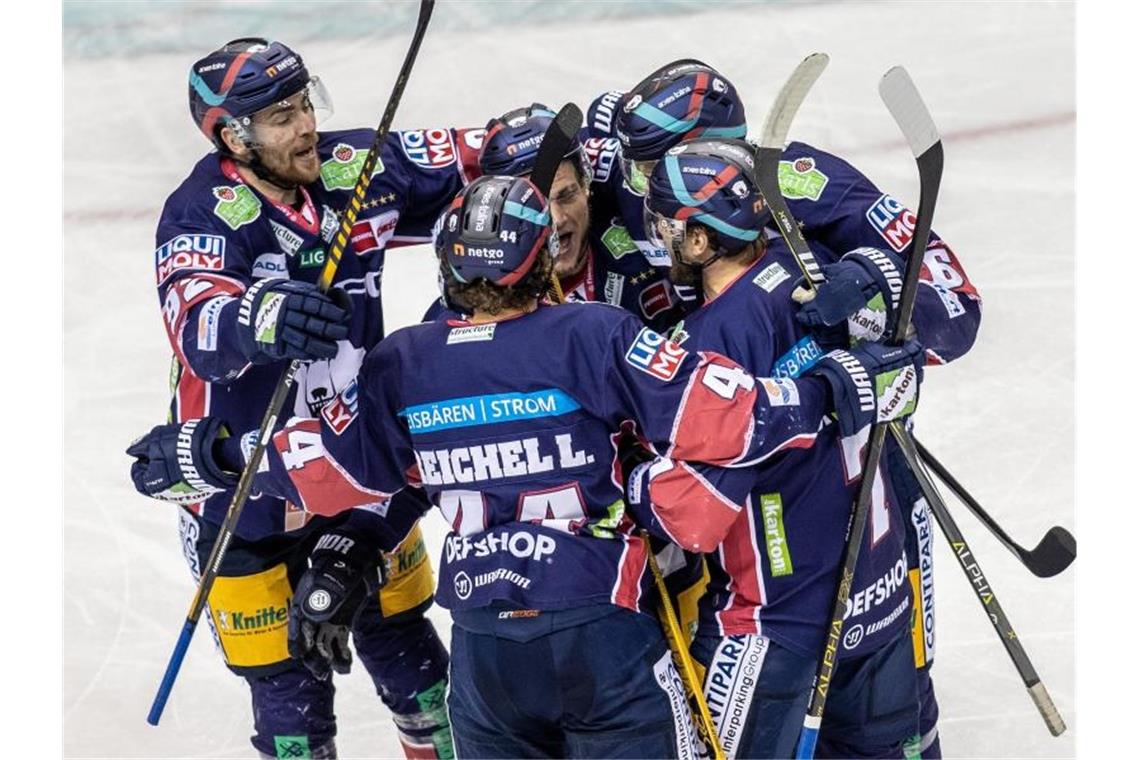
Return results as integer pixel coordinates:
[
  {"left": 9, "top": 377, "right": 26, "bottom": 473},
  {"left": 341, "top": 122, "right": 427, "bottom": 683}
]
[
  {"left": 189, "top": 72, "right": 228, "bottom": 107},
  {"left": 701, "top": 125, "right": 749, "bottom": 138},
  {"left": 504, "top": 200, "right": 551, "bottom": 226},
  {"left": 633, "top": 101, "right": 697, "bottom": 135},
  {"left": 664, "top": 155, "right": 703, "bottom": 208},
  {"left": 694, "top": 211, "right": 761, "bottom": 242}
]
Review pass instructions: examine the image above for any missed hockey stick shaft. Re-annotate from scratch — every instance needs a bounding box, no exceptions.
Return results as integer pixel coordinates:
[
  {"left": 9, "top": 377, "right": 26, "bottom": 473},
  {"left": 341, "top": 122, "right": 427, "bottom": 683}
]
[
  {"left": 890, "top": 423, "right": 1067, "bottom": 736},
  {"left": 912, "top": 435, "right": 1075, "bottom": 577},
  {"left": 147, "top": 0, "right": 436, "bottom": 726},
  {"left": 643, "top": 534, "right": 726, "bottom": 759},
  {"left": 796, "top": 67, "right": 943, "bottom": 760}
]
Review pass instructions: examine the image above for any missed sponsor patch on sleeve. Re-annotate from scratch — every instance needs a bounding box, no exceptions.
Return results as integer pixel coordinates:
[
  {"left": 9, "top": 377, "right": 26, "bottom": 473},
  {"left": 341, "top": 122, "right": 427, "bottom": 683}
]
[
  {"left": 196, "top": 295, "right": 233, "bottom": 352},
  {"left": 320, "top": 379, "right": 359, "bottom": 435},
  {"left": 865, "top": 193, "right": 916, "bottom": 253},
  {"left": 155, "top": 234, "right": 227, "bottom": 284},
  {"left": 625, "top": 327, "right": 688, "bottom": 381},
  {"left": 399, "top": 128, "right": 458, "bottom": 169},
  {"left": 778, "top": 157, "right": 829, "bottom": 201},
  {"left": 759, "top": 377, "right": 800, "bottom": 407}
]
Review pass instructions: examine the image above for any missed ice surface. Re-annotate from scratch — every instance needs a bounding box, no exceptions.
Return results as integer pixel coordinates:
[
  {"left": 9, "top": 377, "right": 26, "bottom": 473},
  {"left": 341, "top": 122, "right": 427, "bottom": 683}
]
[{"left": 64, "top": 1, "right": 1075, "bottom": 757}]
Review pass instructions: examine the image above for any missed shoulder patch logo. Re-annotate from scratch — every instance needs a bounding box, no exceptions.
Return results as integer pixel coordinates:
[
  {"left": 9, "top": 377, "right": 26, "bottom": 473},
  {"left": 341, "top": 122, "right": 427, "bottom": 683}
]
[
  {"left": 399, "top": 128, "right": 457, "bottom": 169},
  {"left": 777, "top": 157, "right": 829, "bottom": 202},
  {"left": 601, "top": 220, "right": 639, "bottom": 259},
  {"left": 865, "top": 194, "right": 916, "bottom": 253},
  {"left": 155, "top": 234, "right": 227, "bottom": 284},
  {"left": 270, "top": 220, "right": 304, "bottom": 256},
  {"left": 625, "top": 327, "right": 688, "bottom": 381},
  {"left": 212, "top": 185, "right": 261, "bottom": 230},
  {"left": 321, "top": 143, "right": 385, "bottom": 191},
  {"left": 752, "top": 262, "right": 791, "bottom": 293}
]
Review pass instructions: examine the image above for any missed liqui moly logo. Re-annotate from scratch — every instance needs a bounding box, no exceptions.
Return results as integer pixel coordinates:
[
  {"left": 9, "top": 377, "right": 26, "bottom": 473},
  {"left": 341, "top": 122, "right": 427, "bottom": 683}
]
[
  {"left": 865, "top": 194, "right": 917, "bottom": 253},
  {"left": 624, "top": 327, "right": 688, "bottom": 381},
  {"left": 155, "top": 234, "right": 226, "bottom": 284},
  {"left": 320, "top": 380, "right": 359, "bottom": 435},
  {"left": 400, "top": 128, "right": 457, "bottom": 168}
]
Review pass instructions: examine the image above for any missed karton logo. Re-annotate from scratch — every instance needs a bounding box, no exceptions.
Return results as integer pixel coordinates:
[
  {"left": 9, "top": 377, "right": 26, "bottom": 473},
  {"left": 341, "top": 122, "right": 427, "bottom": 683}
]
[
  {"left": 400, "top": 128, "right": 457, "bottom": 168},
  {"left": 865, "top": 194, "right": 917, "bottom": 253},
  {"left": 877, "top": 366, "right": 918, "bottom": 422},
  {"left": 624, "top": 327, "right": 688, "bottom": 381},
  {"left": 155, "top": 234, "right": 226, "bottom": 284}
]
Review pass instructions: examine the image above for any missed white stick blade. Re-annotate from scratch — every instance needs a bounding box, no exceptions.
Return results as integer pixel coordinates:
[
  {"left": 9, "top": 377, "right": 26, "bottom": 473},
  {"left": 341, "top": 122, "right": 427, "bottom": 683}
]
[
  {"left": 879, "top": 67, "right": 940, "bottom": 156},
  {"left": 759, "top": 52, "right": 829, "bottom": 149}
]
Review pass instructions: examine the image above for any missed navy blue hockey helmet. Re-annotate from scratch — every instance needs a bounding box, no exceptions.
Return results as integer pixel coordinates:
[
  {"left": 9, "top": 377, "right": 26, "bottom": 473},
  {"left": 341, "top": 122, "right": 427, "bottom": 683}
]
[
  {"left": 479, "top": 103, "right": 593, "bottom": 184},
  {"left": 643, "top": 138, "right": 769, "bottom": 259},
  {"left": 436, "top": 175, "right": 560, "bottom": 287},
  {"left": 615, "top": 59, "right": 748, "bottom": 195},
  {"left": 188, "top": 38, "right": 332, "bottom": 149}
]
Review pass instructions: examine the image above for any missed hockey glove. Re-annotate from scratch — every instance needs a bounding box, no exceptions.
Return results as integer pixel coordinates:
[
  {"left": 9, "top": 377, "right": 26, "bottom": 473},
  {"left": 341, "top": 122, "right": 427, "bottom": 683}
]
[
  {"left": 809, "top": 340, "right": 924, "bottom": 437},
  {"left": 126, "top": 417, "right": 238, "bottom": 505},
  {"left": 616, "top": 428, "right": 654, "bottom": 486},
  {"left": 289, "top": 526, "right": 386, "bottom": 680},
  {"left": 795, "top": 247, "right": 906, "bottom": 344},
  {"left": 236, "top": 278, "right": 351, "bottom": 364}
]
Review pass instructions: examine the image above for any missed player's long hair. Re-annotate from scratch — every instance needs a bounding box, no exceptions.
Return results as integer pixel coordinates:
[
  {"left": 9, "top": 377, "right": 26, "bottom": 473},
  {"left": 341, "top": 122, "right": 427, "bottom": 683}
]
[{"left": 443, "top": 245, "right": 555, "bottom": 316}]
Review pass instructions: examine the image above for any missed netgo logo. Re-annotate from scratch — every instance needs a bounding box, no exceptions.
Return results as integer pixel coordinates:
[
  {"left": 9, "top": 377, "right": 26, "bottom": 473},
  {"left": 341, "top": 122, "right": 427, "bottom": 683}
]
[
  {"left": 624, "top": 327, "right": 688, "bottom": 381},
  {"left": 155, "top": 234, "right": 226, "bottom": 284},
  {"left": 865, "top": 194, "right": 916, "bottom": 253}
]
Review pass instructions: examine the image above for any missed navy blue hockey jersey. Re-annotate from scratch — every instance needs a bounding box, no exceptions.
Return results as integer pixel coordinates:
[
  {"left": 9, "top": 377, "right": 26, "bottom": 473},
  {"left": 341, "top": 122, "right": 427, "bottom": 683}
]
[
  {"left": 630, "top": 240, "right": 913, "bottom": 662},
  {"left": 249, "top": 303, "right": 833, "bottom": 615},
  {"left": 154, "top": 126, "right": 480, "bottom": 539}
]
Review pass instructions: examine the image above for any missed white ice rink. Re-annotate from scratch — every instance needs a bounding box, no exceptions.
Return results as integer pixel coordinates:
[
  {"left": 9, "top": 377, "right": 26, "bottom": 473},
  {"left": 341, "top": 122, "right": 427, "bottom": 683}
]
[{"left": 63, "top": 1, "right": 1076, "bottom": 757}]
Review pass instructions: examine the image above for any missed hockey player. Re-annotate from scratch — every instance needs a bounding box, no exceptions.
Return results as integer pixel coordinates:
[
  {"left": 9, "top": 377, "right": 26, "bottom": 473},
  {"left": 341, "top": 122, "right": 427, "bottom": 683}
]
[
  {"left": 136, "top": 38, "right": 482, "bottom": 758},
  {"left": 639, "top": 138, "right": 924, "bottom": 758},
  {"left": 129, "top": 174, "right": 926, "bottom": 758},
  {"left": 606, "top": 58, "right": 982, "bottom": 757},
  {"left": 423, "top": 103, "right": 688, "bottom": 331}
]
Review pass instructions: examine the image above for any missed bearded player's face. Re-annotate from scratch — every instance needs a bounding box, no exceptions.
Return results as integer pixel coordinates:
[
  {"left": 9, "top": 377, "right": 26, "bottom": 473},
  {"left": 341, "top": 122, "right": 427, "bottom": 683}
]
[
  {"left": 246, "top": 86, "right": 322, "bottom": 186},
  {"left": 548, "top": 160, "right": 591, "bottom": 280}
]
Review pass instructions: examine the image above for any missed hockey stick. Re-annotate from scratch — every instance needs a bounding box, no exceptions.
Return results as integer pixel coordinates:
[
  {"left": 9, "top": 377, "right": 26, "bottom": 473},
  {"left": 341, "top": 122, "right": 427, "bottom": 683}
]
[
  {"left": 531, "top": 105, "right": 724, "bottom": 758},
  {"left": 146, "top": 0, "right": 436, "bottom": 726},
  {"left": 792, "top": 66, "right": 943, "bottom": 760},
  {"left": 891, "top": 423, "right": 1068, "bottom": 735},
  {"left": 912, "top": 435, "right": 1076, "bottom": 577}
]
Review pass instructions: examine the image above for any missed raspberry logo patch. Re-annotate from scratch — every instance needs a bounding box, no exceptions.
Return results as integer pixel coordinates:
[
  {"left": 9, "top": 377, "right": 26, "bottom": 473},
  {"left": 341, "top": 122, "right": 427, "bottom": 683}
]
[
  {"left": 399, "top": 128, "right": 457, "bottom": 169},
  {"left": 865, "top": 194, "right": 917, "bottom": 253},
  {"left": 625, "top": 327, "right": 688, "bottom": 381}
]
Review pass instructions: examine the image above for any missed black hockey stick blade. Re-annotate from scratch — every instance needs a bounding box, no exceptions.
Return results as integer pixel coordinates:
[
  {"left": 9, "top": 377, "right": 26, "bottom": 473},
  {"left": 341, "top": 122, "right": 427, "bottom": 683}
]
[
  {"left": 914, "top": 436, "right": 1076, "bottom": 577},
  {"left": 1026, "top": 527, "right": 1077, "bottom": 578},
  {"left": 530, "top": 102, "right": 583, "bottom": 199}
]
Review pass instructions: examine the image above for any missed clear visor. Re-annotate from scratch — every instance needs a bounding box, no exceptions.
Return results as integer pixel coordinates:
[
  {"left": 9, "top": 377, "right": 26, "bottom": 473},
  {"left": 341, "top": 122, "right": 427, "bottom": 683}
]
[
  {"left": 620, "top": 154, "right": 657, "bottom": 196},
  {"left": 228, "top": 77, "right": 333, "bottom": 149},
  {"left": 643, "top": 204, "right": 687, "bottom": 259}
]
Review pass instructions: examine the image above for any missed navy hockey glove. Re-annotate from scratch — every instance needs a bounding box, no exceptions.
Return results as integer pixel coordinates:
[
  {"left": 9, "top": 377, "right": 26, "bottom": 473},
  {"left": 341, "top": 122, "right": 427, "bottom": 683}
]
[
  {"left": 126, "top": 417, "right": 238, "bottom": 505},
  {"left": 795, "top": 247, "right": 906, "bottom": 344},
  {"left": 809, "top": 340, "right": 924, "bottom": 437},
  {"left": 236, "top": 278, "right": 351, "bottom": 364},
  {"left": 289, "top": 526, "right": 386, "bottom": 680}
]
